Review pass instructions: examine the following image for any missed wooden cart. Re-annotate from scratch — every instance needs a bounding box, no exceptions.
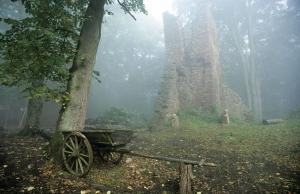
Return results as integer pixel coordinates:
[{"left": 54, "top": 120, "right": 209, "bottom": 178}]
[
  {"left": 61, "top": 129, "right": 133, "bottom": 177},
  {"left": 61, "top": 129, "right": 217, "bottom": 194}
]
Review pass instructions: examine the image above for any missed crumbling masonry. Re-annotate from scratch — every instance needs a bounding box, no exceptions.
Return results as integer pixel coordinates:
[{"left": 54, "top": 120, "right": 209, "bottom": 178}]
[{"left": 153, "top": 2, "right": 249, "bottom": 126}]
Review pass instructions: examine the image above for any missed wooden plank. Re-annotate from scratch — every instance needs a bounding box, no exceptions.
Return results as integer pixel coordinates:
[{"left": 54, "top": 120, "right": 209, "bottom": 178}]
[{"left": 122, "top": 151, "right": 217, "bottom": 167}]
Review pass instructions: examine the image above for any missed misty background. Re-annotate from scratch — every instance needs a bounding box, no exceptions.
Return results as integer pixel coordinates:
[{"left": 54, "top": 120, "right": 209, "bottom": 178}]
[{"left": 0, "top": 0, "right": 299, "bottom": 129}]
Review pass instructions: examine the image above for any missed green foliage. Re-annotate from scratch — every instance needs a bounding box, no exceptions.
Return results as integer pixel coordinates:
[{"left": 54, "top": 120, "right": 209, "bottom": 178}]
[
  {"left": 139, "top": 119, "right": 300, "bottom": 169},
  {"left": 107, "top": 0, "right": 147, "bottom": 15},
  {"left": 0, "top": 0, "right": 88, "bottom": 101},
  {"left": 101, "top": 107, "right": 132, "bottom": 125},
  {"left": 211, "top": 104, "right": 222, "bottom": 116},
  {"left": 0, "top": 0, "right": 146, "bottom": 103},
  {"left": 90, "top": 107, "right": 147, "bottom": 129},
  {"left": 178, "top": 108, "right": 221, "bottom": 126},
  {"left": 177, "top": 107, "right": 252, "bottom": 130}
]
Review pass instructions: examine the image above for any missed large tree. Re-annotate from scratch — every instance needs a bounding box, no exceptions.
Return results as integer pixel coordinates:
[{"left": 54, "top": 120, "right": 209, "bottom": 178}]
[
  {"left": 56, "top": 0, "right": 146, "bottom": 132},
  {"left": 214, "top": 0, "right": 263, "bottom": 120},
  {"left": 0, "top": 0, "right": 86, "bottom": 134}
]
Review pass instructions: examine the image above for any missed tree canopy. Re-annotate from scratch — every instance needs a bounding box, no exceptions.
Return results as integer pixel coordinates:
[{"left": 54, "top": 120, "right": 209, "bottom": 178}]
[
  {"left": 0, "top": 0, "right": 88, "bottom": 101},
  {"left": 0, "top": 0, "right": 146, "bottom": 102}
]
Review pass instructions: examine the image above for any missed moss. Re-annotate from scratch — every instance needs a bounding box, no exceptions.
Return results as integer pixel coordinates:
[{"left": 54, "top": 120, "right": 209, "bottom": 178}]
[{"left": 50, "top": 130, "right": 64, "bottom": 164}]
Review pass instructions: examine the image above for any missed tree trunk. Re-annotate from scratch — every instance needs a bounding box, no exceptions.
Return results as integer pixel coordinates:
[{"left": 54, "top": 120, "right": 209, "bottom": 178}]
[
  {"left": 51, "top": 0, "right": 106, "bottom": 162},
  {"left": 4, "top": 108, "right": 9, "bottom": 129},
  {"left": 231, "top": 28, "right": 252, "bottom": 110},
  {"left": 20, "top": 98, "right": 43, "bottom": 135},
  {"left": 247, "top": 1, "right": 262, "bottom": 121},
  {"left": 229, "top": 1, "right": 263, "bottom": 121},
  {"left": 18, "top": 106, "right": 27, "bottom": 129},
  {"left": 57, "top": 0, "right": 106, "bottom": 132}
]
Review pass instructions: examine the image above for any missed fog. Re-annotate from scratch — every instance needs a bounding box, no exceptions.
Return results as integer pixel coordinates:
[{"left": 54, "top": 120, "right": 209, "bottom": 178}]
[
  {"left": 0, "top": 0, "right": 300, "bottom": 193},
  {"left": 1, "top": 0, "right": 299, "bottom": 128},
  {"left": 87, "top": 7, "right": 165, "bottom": 118},
  {"left": 85, "top": 0, "right": 300, "bottom": 121}
]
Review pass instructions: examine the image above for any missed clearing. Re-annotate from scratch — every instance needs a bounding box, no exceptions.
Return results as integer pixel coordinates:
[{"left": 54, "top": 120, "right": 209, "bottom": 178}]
[{"left": 0, "top": 115, "right": 299, "bottom": 193}]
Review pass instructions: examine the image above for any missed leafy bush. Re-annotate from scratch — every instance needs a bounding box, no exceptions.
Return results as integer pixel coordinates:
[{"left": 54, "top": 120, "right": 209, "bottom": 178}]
[
  {"left": 177, "top": 107, "right": 251, "bottom": 129},
  {"left": 101, "top": 107, "right": 131, "bottom": 126},
  {"left": 87, "top": 107, "right": 147, "bottom": 129},
  {"left": 178, "top": 108, "right": 220, "bottom": 124}
]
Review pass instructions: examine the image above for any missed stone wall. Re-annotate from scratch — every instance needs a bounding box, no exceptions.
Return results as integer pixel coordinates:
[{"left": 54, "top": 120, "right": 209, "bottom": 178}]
[
  {"left": 152, "top": 2, "right": 249, "bottom": 126},
  {"left": 177, "top": 2, "right": 221, "bottom": 110},
  {"left": 221, "top": 85, "right": 250, "bottom": 120},
  {"left": 151, "top": 13, "right": 181, "bottom": 127}
]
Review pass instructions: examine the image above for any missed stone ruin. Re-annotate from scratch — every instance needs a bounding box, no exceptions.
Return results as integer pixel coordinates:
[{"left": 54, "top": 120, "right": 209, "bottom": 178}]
[{"left": 152, "top": 2, "right": 249, "bottom": 127}]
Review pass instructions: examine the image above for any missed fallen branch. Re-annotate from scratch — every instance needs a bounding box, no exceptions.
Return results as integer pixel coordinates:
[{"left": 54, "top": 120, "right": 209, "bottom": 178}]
[
  {"left": 85, "top": 177, "right": 111, "bottom": 191},
  {"left": 122, "top": 150, "right": 217, "bottom": 167}
]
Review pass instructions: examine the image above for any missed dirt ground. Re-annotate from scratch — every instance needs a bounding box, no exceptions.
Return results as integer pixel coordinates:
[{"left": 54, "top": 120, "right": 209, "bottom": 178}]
[
  {"left": 0, "top": 132, "right": 93, "bottom": 194},
  {"left": 0, "top": 128, "right": 299, "bottom": 194}
]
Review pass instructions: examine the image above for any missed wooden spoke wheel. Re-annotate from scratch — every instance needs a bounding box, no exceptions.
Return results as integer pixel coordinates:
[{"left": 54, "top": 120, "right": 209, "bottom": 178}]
[
  {"left": 62, "top": 132, "right": 93, "bottom": 177},
  {"left": 99, "top": 151, "right": 123, "bottom": 164}
]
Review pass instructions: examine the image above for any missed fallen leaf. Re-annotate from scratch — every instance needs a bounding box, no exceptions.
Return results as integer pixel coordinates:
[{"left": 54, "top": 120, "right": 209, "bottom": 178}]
[
  {"left": 81, "top": 190, "right": 91, "bottom": 194},
  {"left": 126, "top": 158, "right": 133, "bottom": 163},
  {"left": 27, "top": 186, "right": 35, "bottom": 191}
]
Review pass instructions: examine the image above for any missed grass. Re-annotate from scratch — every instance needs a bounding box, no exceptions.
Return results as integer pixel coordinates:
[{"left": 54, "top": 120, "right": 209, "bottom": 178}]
[
  {"left": 86, "top": 110, "right": 300, "bottom": 193},
  {"left": 137, "top": 109, "right": 300, "bottom": 167}
]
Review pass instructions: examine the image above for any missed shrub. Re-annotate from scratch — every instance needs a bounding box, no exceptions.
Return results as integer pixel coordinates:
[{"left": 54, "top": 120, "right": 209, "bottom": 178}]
[{"left": 87, "top": 107, "right": 147, "bottom": 129}]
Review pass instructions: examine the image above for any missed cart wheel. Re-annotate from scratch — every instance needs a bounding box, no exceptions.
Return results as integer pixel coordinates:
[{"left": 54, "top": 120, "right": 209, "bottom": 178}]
[
  {"left": 99, "top": 151, "right": 123, "bottom": 164},
  {"left": 62, "top": 132, "right": 93, "bottom": 177}
]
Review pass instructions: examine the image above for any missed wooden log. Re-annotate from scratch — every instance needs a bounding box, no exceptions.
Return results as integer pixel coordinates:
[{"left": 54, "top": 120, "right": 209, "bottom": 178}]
[
  {"left": 120, "top": 151, "right": 217, "bottom": 194},
  {"left": 262, "top": 119, "right": 284, "bottom": 125},
  {"left": 180, "top": 163, "right": 192, "bottom": 194},
  {"left": 121, "top": 150, "right": 217, "bottom": 167},
  {"left": 124, "top": 151, "right": 207, "bottom": 166}
]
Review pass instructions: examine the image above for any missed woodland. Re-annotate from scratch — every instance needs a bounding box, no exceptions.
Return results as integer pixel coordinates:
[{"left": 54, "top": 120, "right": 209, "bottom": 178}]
[{"left": 0, "top": 0, "right": 299, "bottom": 193}]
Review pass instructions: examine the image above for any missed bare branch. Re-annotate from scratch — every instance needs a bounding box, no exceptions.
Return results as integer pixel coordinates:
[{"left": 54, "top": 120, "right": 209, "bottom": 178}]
[
  {"left": 117, "top": 0, "right": 136, "bottom": 21},
  {"left": 92, "top": 74, "right": 101, "bottom": 84}
]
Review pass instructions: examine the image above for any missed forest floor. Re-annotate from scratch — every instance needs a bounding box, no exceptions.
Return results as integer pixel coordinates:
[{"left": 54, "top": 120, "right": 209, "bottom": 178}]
[{"left": 0, "top": 116, "right": 300, "bottom": 194}]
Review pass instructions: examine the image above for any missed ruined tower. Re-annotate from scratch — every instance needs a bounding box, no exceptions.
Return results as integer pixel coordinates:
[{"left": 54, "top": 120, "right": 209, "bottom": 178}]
[
  {"left": 177, "top": 1, "right": 222, "bottom": 110},
  {"left": 152, "top": 1, "right": 249, "bottom": 126}
]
